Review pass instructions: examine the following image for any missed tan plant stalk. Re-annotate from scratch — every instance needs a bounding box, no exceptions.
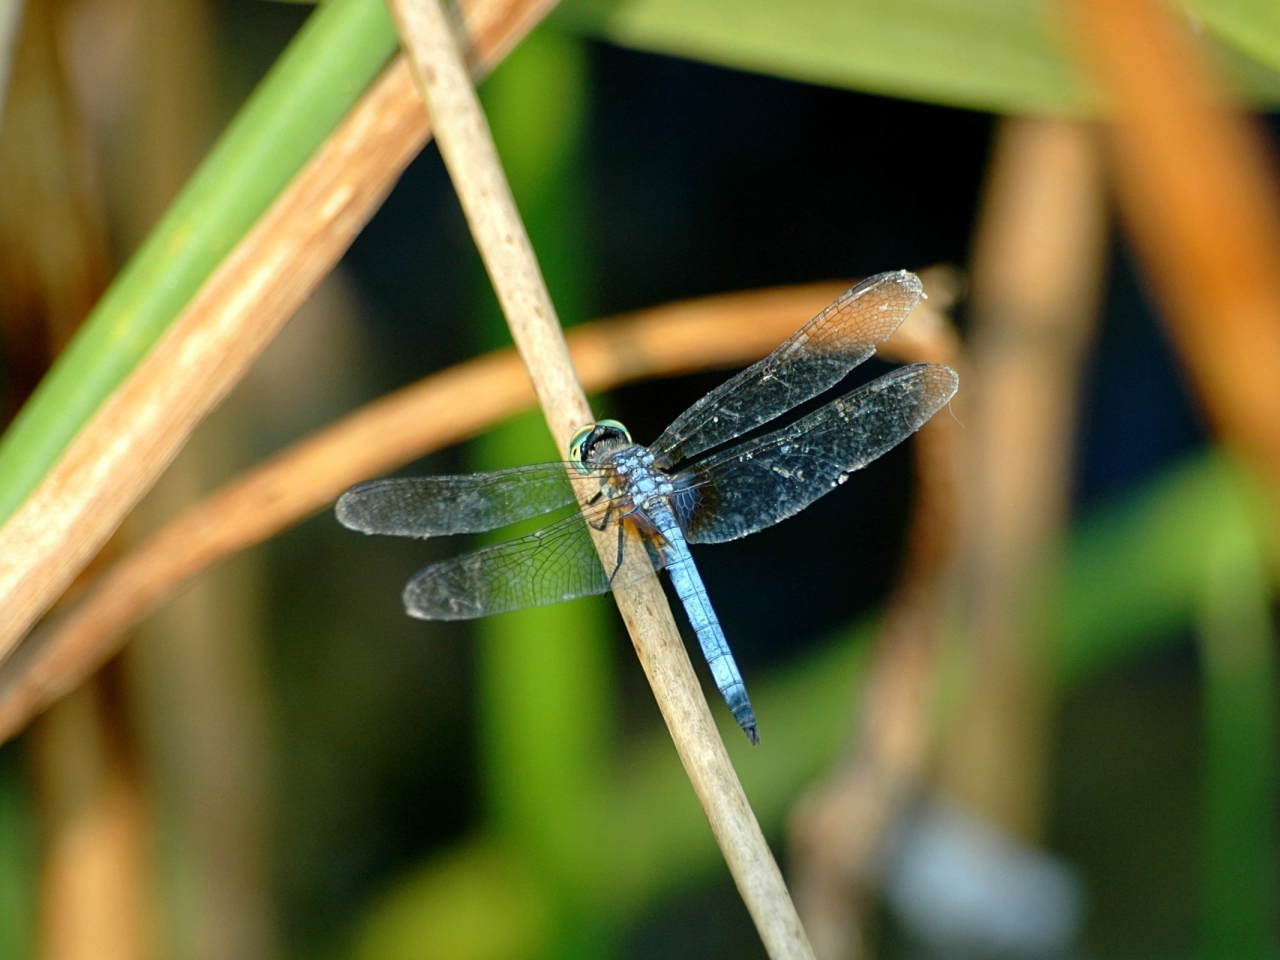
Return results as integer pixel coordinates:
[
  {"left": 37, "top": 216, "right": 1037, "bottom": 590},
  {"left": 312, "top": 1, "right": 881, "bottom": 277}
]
[
  {"left": 385, "top": 0, "right": 814, "bottom": 953},
  {"left": 0, "top": 284, "right": 819, "bottom": 735},
  {"left": 937, "top": 117, "right": 1107, "bottom": 838}
]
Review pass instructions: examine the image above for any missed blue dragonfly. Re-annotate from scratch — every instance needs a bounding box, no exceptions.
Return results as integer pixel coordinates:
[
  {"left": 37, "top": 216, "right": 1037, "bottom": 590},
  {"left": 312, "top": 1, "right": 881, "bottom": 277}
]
[{"left": 336, "top": 271, "right": 958, "bottom": 743}]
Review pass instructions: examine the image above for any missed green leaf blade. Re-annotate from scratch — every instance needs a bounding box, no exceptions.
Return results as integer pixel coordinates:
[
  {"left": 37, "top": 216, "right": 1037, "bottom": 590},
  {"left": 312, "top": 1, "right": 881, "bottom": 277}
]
[{"left": 558, "top": 0, "right": 1280, "bottom": 115}]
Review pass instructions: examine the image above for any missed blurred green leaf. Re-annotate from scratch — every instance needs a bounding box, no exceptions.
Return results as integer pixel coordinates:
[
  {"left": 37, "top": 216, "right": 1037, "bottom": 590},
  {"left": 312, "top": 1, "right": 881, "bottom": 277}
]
[
  {"left": 1197, "top": 479, "right": 1279, "bottom": 960},
  {"left": 353, "top": 844, "right": 554, "bottom": 960},
  {"left": 556, "top": 0, "right": 1280, "bottom": 114},
  {"left": 557, "top": 0, "right": 1089, "bottom": 114},
  {"left": 0, "top": 756, "right": 34, "bottom": 960},
  {"left": 0, "top": 0, "right": 398, "bottom": 523},
  {"left": 1051, "top": 452, "right": 1275, "bottom": 687},
  {"left": 472, "top": 29, "right": 615, "bottom": 960},
  {"left": 1189, "top": 0, "right": 1280, "bottom": 75}
]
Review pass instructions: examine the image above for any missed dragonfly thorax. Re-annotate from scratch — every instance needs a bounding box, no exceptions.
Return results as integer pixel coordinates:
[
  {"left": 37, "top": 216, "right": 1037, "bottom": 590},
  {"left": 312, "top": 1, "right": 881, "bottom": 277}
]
[{"left": 605, "top": 444, "right": 681, "bottom": 513}]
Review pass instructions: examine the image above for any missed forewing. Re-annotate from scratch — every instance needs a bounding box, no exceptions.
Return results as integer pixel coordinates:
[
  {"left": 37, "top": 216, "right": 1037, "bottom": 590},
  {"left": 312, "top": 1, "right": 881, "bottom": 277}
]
[
  {"left": 403, "top": 504, "right": 667, "bottom": 620},
  {"left": 683, "top": 364, "right": 958, "bottom": 544},
  {"left": 336, "top": 463, "right": 591, "bottom": 538},
  {"left": 651, "top": 271, "right": 923, "bottom": 465}
]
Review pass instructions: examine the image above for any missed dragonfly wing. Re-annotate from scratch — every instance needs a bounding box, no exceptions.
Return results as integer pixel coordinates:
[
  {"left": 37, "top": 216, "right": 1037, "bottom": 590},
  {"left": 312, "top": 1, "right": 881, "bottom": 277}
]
[
  {"left": 403, "top": 504, "right": 668, "bottom": 620},
  {"left": 651, "top": 271, "right": 923, "bottom": 465},
  {"left": 683, "top": 364, "right": 958, "bottom": 544},
  {"left": 336, "top": 463, "right": 590, "bottom": 538}
]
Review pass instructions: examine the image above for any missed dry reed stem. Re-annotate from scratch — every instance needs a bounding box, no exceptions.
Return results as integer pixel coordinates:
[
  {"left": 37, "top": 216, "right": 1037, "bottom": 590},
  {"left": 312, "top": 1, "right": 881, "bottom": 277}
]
[
  {"left": 937, "top": 117, "right": 1107, "bottom": 840},
  {"left": 387, "top": 0, "right": 812, "bottom": 953},
  {"left": 789, "top": 278, "right": 963, "bottom": 960},
  {"left": 0, "top": 0, "right": 112, "bottom": 365},
  {"left": 1066, "top": 0, "right": 1280, "bottom": 492},
  {"left": 0, "top": 0, "right": 556, "bottom": 660},
  {"left": 32, "top": 683, "right": 152, "bottom": 960},
  {"left": 0, "top": 283, "right": 959, "bottom": 743}
]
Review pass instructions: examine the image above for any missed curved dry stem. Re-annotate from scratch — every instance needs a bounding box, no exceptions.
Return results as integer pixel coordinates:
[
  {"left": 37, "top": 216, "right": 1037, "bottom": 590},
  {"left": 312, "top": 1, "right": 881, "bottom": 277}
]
[
  {"left": 0, "top": 282, "right": 952, "bottom": 741},
  {"left": 388, "top": 0, "right": 814, "bottom": 952}
]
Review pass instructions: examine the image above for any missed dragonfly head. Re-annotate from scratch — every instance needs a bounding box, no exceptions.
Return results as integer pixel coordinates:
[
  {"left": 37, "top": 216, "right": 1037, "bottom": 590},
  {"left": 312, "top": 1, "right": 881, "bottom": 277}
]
[{"left": 569, "top": 419, "right": 632, "bottom": 473}]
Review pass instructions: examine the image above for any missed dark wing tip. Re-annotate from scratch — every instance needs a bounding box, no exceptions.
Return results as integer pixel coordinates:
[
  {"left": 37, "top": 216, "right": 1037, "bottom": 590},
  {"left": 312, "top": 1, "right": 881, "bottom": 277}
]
[
  {"left": 887, "top": 362, "right": 959, "bottom": 405},
  {"left": 334, "top": 488, "right": 362, "bottom": 531},
  {"left": 927, "top": 363, "right": 961, "bottom": 406},
  {"left": 403, "top": 564, "right": 486, "bottom": 621},
  {"left": 334, "top": 485, "right": 376, "bottom": 534},
  {"left": 824, "top": 270, "right": 925, "bottom": 348},
  {"left": 855, "top": 269, "right": 923, "bottom": 305}
]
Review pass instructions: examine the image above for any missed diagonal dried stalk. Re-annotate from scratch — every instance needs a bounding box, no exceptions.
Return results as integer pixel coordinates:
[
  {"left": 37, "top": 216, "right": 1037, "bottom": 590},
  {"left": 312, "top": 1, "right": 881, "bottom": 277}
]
[
  {"left": 0, "top": 282, "right": 963, "bottom": 743},
  {"left": 0, "top": 0, "right": 557, "bottom": 660},
  {"left": 1065, "top": 0, "right": 1280, "bottom": 498},
  {"left": 386, "top": 0, "right": 813, "bottom": 954}
]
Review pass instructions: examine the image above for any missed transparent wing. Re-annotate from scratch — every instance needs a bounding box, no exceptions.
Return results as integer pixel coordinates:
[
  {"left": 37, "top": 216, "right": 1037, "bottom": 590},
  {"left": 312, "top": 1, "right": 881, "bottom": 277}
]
[
  {"left": 403, "top": 502, "right": 667, "bottom": 620},
  {"left": 336, "top": 463, "right": 605, "bottom": 538},
  {"left": 651, "top": 271, "right": 924, "bottom": 466},
  {"left": 682, "top": 364, "right": 958, "bottom": 544}
]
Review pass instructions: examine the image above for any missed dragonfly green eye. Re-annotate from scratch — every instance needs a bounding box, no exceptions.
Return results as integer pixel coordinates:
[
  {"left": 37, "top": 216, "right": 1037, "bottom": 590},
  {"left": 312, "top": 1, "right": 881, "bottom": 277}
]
[
  {"left": 568, "top": 425, "right": 594, "bottom": 473},
  {"left": 568, "top": 419, "right": 632, "bottom": 473}
]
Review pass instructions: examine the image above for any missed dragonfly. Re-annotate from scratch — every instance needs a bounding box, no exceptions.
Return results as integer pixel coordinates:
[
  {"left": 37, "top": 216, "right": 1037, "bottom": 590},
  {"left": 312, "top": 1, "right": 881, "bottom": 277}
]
[{"left": 336, "top": 270, "right": 958, "bottom": 744}]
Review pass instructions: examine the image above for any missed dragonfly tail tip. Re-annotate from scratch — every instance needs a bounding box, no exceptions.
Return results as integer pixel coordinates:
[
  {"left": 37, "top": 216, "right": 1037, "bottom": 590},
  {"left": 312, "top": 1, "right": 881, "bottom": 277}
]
[{"left": 730, "top": 699, "right": 759, "bottom": 745}]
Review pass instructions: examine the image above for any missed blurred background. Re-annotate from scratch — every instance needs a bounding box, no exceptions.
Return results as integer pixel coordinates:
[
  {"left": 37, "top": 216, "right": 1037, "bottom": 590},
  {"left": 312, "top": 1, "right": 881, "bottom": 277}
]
[{"left": 0, "top": 0, "right": 1278, "bottom": 958}]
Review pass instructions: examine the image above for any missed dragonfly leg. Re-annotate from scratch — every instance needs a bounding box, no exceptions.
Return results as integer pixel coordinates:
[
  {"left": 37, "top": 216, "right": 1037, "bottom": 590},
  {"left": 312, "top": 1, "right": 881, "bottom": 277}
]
[
  {"left": 588, "top": 494, "right": 613, "bottom": 533},
  {"left": 608, "top": 519, "right": 626, "bottom": 585},
  {"left": 585, "top": 498, "right": 637, "bottom": 585},
  {"left": 585, "top": 499, "right": 627, "bottom": 584}
]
